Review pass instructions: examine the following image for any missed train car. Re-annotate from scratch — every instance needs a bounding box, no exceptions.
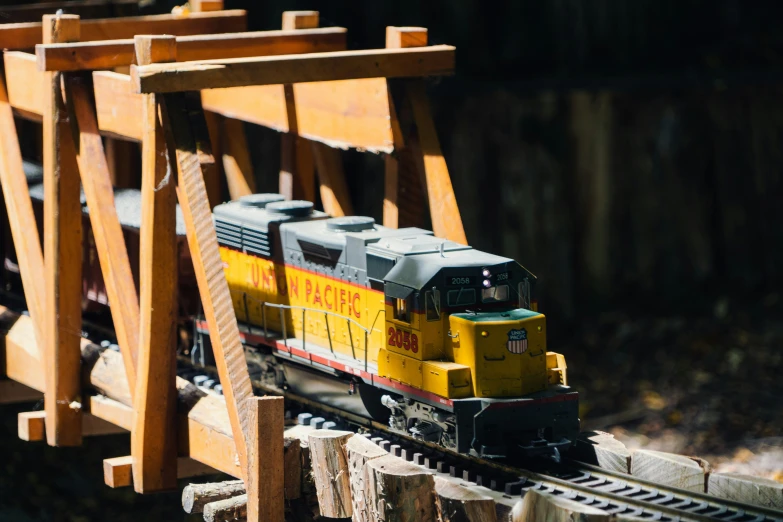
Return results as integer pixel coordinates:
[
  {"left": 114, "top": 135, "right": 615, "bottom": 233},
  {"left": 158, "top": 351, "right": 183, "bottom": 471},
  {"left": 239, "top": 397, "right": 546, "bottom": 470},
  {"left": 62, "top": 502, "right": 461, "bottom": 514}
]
[
  {"left": 197, "top": 194, "right": 580, "bottom": 459},
  {"left": 3, "top": 161, "right": 200, "bottom": 346}
]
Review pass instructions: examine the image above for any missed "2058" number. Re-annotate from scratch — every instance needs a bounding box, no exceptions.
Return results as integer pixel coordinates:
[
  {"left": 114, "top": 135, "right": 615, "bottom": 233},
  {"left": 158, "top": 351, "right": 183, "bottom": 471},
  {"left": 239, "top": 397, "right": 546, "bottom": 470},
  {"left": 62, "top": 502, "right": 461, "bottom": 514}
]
[{"left": 387, "top": 327, "right": 419, "bottom": 353}]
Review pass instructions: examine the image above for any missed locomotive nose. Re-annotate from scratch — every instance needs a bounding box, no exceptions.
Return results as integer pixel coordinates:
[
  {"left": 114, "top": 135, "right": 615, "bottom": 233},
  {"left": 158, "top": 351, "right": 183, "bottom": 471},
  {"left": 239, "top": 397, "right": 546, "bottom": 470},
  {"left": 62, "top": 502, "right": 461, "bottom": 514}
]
[{"left": 449, "top": 309, "right": 548, "bottom": 398}]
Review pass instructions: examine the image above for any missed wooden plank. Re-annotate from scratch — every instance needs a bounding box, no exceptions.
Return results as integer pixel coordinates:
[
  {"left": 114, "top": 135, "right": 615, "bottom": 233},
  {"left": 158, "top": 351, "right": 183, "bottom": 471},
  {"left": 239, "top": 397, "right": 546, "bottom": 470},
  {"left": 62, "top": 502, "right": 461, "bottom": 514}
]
[
  {"left": 246, "top": 397, "right": 285, "bottom": 522},
  {"left": 18, "top": 411, "right": 47, "bottom": 441},
  {"left": 104, "top": 455, "right": 133, "bottom": 488},
  {"left": 36, "top": 28, "right": 347, "bottom": 72},
  {"left": 130, "top": 34, "right": 179, "bottom": 494},
  {"left": 406, "top": 79, "right": 467, "bottom": 244},
  {"left": 159, "top": 91, "right": 253, "bottom": 480},
  {"left": 221, "top": 117, "right": 255, "bottom": 199},
  {"left": 42, "top": 13, "right": 83, "bottom": 448},
  {"left": 708, "top": 472, "right": 783, "bottom": 510},
  {"left": 93, "top": 71, "right": 143, "bottom": 141},
  {"left": 4, "top": 51, "right": 45, "bottom": 121},
  {"left": 202, "top": 79, "right": 394, "bottom": 153},
  {"left": 312, "top": 142, "right": 352, "bottom": 216},
  {"left": 64, "top": 72, "right": 140, "bottom": 393},
  {"left": 0, "top": 380, "right": 43, "bottom": 404},
  {"left": 631, "top": 449, "right": 709, "bottom": 493},
  {"left": 0, "top": 10, "right": 247, "bottom": 50},
  {"left": 132, "top": 45, "right": 455, "bottom": 94},
  {"left": 0, "top": 67, "right": 46, "bottom": 350},
  {"left": 189, "top": 0, "right": 224, "bottom": 12}
]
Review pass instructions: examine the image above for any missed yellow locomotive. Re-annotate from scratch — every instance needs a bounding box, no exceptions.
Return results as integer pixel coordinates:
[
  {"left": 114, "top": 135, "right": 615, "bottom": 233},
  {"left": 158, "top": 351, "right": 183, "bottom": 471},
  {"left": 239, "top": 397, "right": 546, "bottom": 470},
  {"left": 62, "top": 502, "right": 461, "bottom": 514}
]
[{"left": 199, "top": 194, "right": 579, "bottom": 459}]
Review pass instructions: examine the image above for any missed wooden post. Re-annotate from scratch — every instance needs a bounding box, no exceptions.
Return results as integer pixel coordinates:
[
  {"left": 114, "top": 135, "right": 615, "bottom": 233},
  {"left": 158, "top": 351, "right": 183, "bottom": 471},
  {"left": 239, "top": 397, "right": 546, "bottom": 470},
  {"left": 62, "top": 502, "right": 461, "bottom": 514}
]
[
  {"left": 308, "top": 429, "right": 354, "bottom": 518},
  {"left": 384, "top": 26, "right": 466, "bottom": 243},
  {"left": 346, "top": 434, "right": 388, "bottom": 522},
  {"left": 312, "top": 141, "right": 353, "bottom": 217},
  {"left": 131, "top": 34, "right": 179, "bottom": 494},
  {"left": 364, "top": 454, "right": 438, "bottom": 522},
  {"left": 158, "top": 90, "right": 254, "bottom": 479},
  {"left": 279, "top": 11, "right": 317, "bottom": 202},
  {"left": 384, "top": 27, "right": 427, "bottom": 230},
  {"left": 246, "top": 396, "right": 285, "bottom": 522},
  {"left": 42, "top": 12, "right": 83, "bottom": 447},
  {"left": 434, "top": 477, "right": 496, "bottom": 522}
]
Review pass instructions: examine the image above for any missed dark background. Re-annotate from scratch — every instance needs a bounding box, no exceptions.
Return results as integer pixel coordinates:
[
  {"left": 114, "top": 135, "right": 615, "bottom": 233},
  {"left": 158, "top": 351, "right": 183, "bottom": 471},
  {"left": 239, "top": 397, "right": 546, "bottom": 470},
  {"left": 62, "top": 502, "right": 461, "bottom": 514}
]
[{"left": 1, "top": 1, "right": 782, "bottom": 520}]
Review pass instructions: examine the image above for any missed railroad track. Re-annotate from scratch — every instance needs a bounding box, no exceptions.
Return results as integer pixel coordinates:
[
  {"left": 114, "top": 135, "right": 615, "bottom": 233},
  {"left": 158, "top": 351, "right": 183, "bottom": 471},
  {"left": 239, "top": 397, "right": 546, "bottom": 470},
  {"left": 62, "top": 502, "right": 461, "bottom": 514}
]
[{"left": 174, "top": 358, "right": 783, "bottom": 522}]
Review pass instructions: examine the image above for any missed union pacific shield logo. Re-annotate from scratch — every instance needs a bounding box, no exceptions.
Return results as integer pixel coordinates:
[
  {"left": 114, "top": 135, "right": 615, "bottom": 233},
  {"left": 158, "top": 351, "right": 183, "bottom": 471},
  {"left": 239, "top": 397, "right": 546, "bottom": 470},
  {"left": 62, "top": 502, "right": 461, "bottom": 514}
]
[{"left": 507, "top": 328, "right": 528, "bottom": 354}]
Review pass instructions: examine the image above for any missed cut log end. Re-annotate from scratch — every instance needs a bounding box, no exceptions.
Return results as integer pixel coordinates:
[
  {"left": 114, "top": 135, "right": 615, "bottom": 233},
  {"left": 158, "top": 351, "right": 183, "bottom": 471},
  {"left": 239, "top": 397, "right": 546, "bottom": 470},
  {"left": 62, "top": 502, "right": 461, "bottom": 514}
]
[
  {"left": 181, "top": 479, "right": 245, "bottom": 514},
  {"left": 435, "top": 477, "right": 496, "bottom": 522},
  {"left": 364, "top": 454, "right": 437, "bottom": 522}
]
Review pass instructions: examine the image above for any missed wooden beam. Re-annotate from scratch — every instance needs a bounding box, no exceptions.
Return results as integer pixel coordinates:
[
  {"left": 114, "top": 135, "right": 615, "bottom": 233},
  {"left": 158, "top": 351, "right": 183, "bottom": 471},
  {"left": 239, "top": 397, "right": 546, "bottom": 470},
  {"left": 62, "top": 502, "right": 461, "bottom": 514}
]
[
  {"left": 406, "top": 80, "right": 467, "bottom": 244},
  {"left": 201, "top": 78, "right": 394, "bottom": 153},
  {"left": 63, "top": 72, "right": 140, "bottom": 395},
  {"left": 131, "top": 34, "right": 179, "bottom": 495},
  {"left": 221, "top": 117, "right": 255, "bottom": 199},
  {"left": 82, "top": 412, "right": 127, "bottom": 436},
  {"left": 0, "top": 10, "right": 247, "bottom": 50},
  {"left": 384, "top": 27, "right": 427, "bottom": 230},
  {"left": 0, "top": 65, "right": 46, "bottom": 350},
  {"left": 312, "top": 142, "right": 352, "bottom": 216},
  {"left": 0, "top": 0, "right": 138, "bottom": 24},
  {"left": 87, "top": 395, "right": 132, "bottom": 430},
  {"left": 18, "top": 411, "right": 47, "bottom": 441},
  {"left": 132, "top": 36, "right": 178, "bottom": 493},
  {"left": 160, "top": 91, "right": 253, "bottom": 480},
  {"left": 280, "top": 11, "right": 320, "bottom": 204},
  {"left": 36, "top": 28, "right": 347, "bottom": 72},
  {"left": 0, "top": 380, "right": 43, "bottom": 404},
  {"left": 246, "top": 397, "right": 285, "bottom": 522},
  {"left": 131, "top": 45, "right": 455, "bottom": 94},
  {"left": 42, "top": 13, "right": 83, "bottom": 448}
]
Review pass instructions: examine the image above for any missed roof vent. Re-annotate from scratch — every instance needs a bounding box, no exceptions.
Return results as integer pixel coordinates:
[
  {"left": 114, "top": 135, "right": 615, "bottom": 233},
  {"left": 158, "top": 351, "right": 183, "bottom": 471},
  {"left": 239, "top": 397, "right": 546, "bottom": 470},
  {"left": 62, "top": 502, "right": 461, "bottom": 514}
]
[
  {"left": 326, "top": 216, "right": 376, "bottom": 232},
  {"left": 239, "top": 193, "right": 285, "bottom": 208},
  {"left": 266, "top": 200, "right": 314, "bottom": 217}
]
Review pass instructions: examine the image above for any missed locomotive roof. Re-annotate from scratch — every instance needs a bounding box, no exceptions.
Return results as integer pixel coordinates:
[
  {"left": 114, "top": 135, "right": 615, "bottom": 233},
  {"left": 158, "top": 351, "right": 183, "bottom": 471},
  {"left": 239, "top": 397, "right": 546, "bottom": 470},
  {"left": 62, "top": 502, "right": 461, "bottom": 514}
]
[{"left": 384, "top": 247, "right": 517, "bottom": 290}]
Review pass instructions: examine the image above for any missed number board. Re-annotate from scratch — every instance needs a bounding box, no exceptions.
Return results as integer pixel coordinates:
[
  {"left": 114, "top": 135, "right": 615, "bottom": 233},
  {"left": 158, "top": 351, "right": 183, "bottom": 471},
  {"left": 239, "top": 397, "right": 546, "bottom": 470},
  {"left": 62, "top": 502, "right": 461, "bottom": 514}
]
[{"left": 447, "top": 276, "right": 475, "bottom": 286}]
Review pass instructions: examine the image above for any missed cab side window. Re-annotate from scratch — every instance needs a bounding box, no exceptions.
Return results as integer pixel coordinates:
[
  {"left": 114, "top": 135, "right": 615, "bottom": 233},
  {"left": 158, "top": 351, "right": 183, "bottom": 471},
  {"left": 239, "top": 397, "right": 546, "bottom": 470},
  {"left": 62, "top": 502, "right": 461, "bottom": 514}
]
[
  {"left": 393, "top": 297, "right": 410, "bottom": 323},
  {"left": 425, "top": 289, "right": 441, "bottom": 321}
]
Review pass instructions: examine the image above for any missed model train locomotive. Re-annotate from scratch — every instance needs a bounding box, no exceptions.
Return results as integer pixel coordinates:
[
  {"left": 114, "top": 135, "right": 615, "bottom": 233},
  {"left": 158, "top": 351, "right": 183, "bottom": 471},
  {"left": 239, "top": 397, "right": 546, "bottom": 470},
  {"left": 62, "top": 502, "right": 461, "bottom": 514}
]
[
  {"left": 203, "top": 194, "right": 579, "bottom": 459},
  {"left": 6, "top": 168, "right": 579, "bottom": 459}
]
